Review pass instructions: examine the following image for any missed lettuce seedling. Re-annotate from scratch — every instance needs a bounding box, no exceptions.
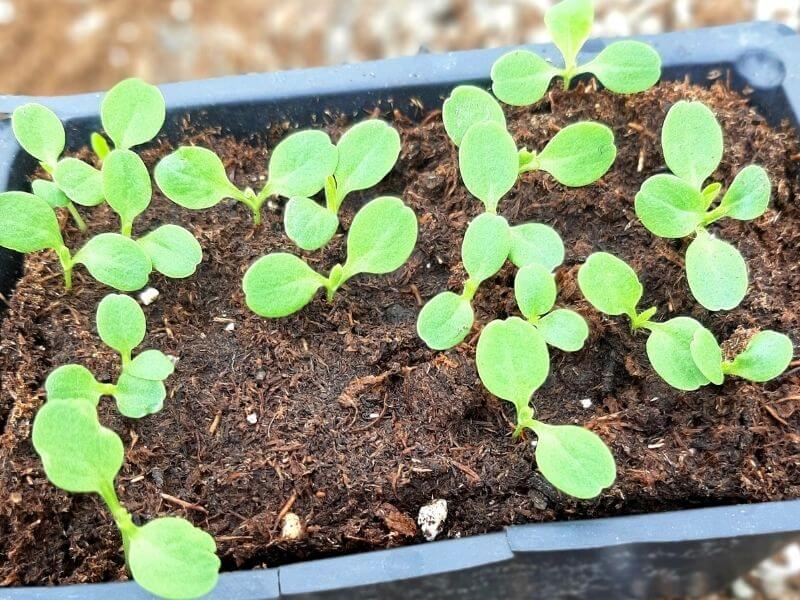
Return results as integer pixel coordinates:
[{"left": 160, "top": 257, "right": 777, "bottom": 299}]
[
  {"left": 635, "top": 101, "right": 770, "bottom": 311},
  {"left": 33, "top": 397, "right": 219, "bottom": 599},
  {"left": 491, "top": 0, "right": 661, "bottom": 106},
  {"left": 244, "top": 196, "right": 417, "bottom": 317},
  {"left": 476, "top": 317, "right": 616, "bottom": 498},
  {"left": 46, "top": 294, "right": 176, "bottom": 417}
]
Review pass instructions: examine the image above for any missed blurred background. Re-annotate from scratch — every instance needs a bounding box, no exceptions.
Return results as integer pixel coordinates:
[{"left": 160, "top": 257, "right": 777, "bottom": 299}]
[{"left": 1, "top": 0, "right": 798, "bottom": 96}]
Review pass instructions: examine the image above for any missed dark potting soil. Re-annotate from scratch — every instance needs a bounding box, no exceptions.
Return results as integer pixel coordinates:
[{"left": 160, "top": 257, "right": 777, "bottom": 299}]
[{"left": 1, "top": 79, "right": 799, "bottom": 587}]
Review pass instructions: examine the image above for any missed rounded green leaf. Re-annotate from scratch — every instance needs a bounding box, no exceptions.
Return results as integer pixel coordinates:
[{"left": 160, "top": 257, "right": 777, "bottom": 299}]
[
  {"left": 577, "top": 252, "right": 642, "bottom": 317},
  {"left": 127, "top": 349, "right": 175, "bottom": 381},
  {"left": 537, "top": 308, "right": 589, "bottom": 352},
  {"left": 442, "top": 85, "right": 506, "bottom": 146},
  {"left": 662, "top": 101, "right": 723, "bottom": 189},
  {"left": 536, "top": 122, "right": 616, "bottom": 187},
  {"left": 113, "top": 372, "right": 166, "bottom": 418},
  {"left": 155, "top": 146, "right": 242, "bottom": 210},
  {"left": 137, "top": 224, "right": 202, "bottom": 279},
  {"left": 91, "top": 132, "right": 111, "bottom": 161},
  {"left": 53, "top": 158, "right": 105, "bottom": 207},
  {"left": 702, "top": 182, "right": 723, "bottom": 209},
  {"left": 514, "top": 263, "right": 557, "bottom": 319},
  {"left": 267, "top": 130, "right": 338, "bottom": 198},
  {"left": 508, "top": 223, "right": 565, "bottom": 271},
  {"left": 491, "top": 50, "right": 560, "bottom": 107},
  {"left": 101, "top": 78, "right": 166, "bottom": 150},
  {"left": 284, "top": 197, "right": 340, "bottom": 251},
  {"left": 461, "top": 213, "right": 511, "bottom": 284},
  {"left": 719, "top": 165, "right": 771, "bottom": 221},
  {"left": 128, "top": 517, "right": 220, "bottom": 600},
  {"left": 341, "top": 196, "right": 418, "bottom": 278},
  {"left": 417, "top": 291, "right": 475, "bottom": 351},
  {"left": 0, "top": 191, "right": 63, "bottom": 252},
  {"left": 96, "top": 293, "right": 146, "bottom": 355},
  {"left": 45, "top": 364, "right": 103, "bottom": 406},
  {"left": 243, "top": 253, "right": 325, "bottom": 318},
  {"left": 103, "top": 149, "right": 152, "bottom": 227},
  {"left": 32, "top": 400, "right": 123, "bottom": 494},
  {"left": 476, "top": 317, "right": 550, "bottom": 405},
  {"left": 333, "top": 120, "right": 400, "bottom": 201},
  {"left": 728, "top": 331, "right": 793, "bottom": 382},
  {"left": 580, "top": 40, "right": 661, "bottom": 94},
  {"left": 74, "top": 233, "right": 152, "bottom": 291},
  {"left": 529, "top": 421, "right": 616, "bottom": 499},
  {"left": 31, "top": 179, "right": 70, "bottom": 208},
  {"left": 690, "top": 326, "right": 725, "bottom": 385},
  {"left": 634, "top": 174, "right": 706, "bottom": 238},
  {"left": 459, "top": 121, "right": 519, "bottom": 212},
  {"left": 646, "top": 317, "right": 710, "bottom": 391},
  {"left": 545, "top": 0, "right": 593, "bottom": 68},
  {"left": 12, "top": 103, "right": 65, "bottom": 167},
  {"left": 686, "top": 231, "right": 748, "bottom": 311}
]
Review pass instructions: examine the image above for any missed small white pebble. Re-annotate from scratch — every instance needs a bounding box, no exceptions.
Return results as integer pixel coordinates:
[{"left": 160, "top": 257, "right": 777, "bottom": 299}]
[
  {"left": 417, "top": 499, "right": 447, "bottom": 541},
  {"left": 255, "top": 369, "right": 267, "bottom": 381},
  {"left": 579, "top": 398, "right": 593, "bottom": 409},
  {"left": 530, "top": 439, "right": 538, "bottom": 449},
  {"left": 225, "top": 322, "right": 235, "bottom": 332},
  {"left": 138, "top": 287, "right": 159, "bottom": 305},
  {"left": 281, "top": 513, "right": 302, "bottom": 540},
  {"left": 246, "top": 412, "right": 258, "bottom": 424},
  {"left": 368, "top": 412, "right": 380, "bottom": 419}
]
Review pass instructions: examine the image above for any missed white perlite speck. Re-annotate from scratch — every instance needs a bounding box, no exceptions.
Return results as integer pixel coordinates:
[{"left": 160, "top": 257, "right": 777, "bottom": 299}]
[
  {"left": 138, "top": 287, "right": 159, "bottom": 306},
  {"left": 579, "top": 398, "right": 593, "bottom": 409},
  {"left": 246, "top": 412, "right": 258, "bottom": 424},
  {"left": 225, "top": 322, "right": 235, "bottom": 332},
  {"left": 281, "top": 513, "right": 302, "bottom": 540},
  {"left": 417, "top": 499, "right": 447, "bottom": 541}
]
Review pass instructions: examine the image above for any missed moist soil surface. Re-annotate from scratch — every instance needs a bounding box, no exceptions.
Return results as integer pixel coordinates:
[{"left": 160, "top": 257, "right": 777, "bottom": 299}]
[{"left": 1, "top": 80, "right": 800, "bottom": 587}]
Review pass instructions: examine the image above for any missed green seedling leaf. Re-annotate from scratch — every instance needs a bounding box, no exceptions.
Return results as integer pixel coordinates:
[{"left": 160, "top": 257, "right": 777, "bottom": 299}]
[
  {"left": 45, "top": 365, "right": 103, "bottom": 406},
  {"left": 718, "top": 165, "right": 771, "bottom": 221},
  {"left": 137, "top": 224, "right": 202, "bottom": 279},
  {"left": 662, "top": 101, "right": 723, "bottom": 189},
  {"left": 459, "top": 121, "right": 518, "bottom": 212},
  {"left": 243, "top": 253, "right": 326, "bottom": 317},
  {"left": 538, "top": 309, "right": 589, "bottom": 352},
  {"left": 332, "top": 120, "right": 400, "bottom": 206},
  {"left": 266, "top": 130, "right": 338, "bottom": 199},
  {"left": 545, "top": 0, "right": 593, "bottom": 69},
  {"left": 96, "top": 293, "right": 146, "bottom": 356},
  {"left": 490, "top": 50, "right": 560, "bottom": 106},
  {"left": 646, "top": 317, "right": 709, "bottom": 390},
  {"left": 529, "top": 421, "right": 616, "bottom": 499},
  {"left": 0, "top": 192, "right": 64, "bottom": 252},
  {"left": 417, "top": 291, "right": 475, "bottom": 350},
  {"left": 127, "top": 349, "right": 175, "bottom": 381},
  {"left": 103, "top": 149, "right": 152, "bottom": 234},
  {"left": 579, "top": 40, "right": 661, "bottom": 94},
  {"left": 442, "top": 85, "right": 506, "bottom": 146},
  {"left": 686, "top": 230, "right": 747, "bottom": 311},
  {"left": 128, "top": 517, "right": 220, "bottom": 600},
  {"left": 515, "top": 263, "right": 557, "bottom": 319},
  {"left": 91, "top": 132, "right": 111, "bottom": 161},
  {"left": 577, "top": 252, "right": 642, "bottom": 318},
  {"left": 32, "top": 179, "right": 70, "bottom": 208},
  {"left": 74, "top": 233, "right": 152, "bottom": 291},
  {"left": 634, "top": 174, "right": 706, "bottom": 238},
  {"left": 690, "top": 326, "right": 724, "bottom": 385},
  {"left": 702, "top": 182, "right": 723, "bottom": 209},
  {"left": 53, "top": 158, "right": 105, "bottom": 207},
  {"left": 12, "top": 103, "right": 65, "bottom": 167},
  {"left": 476, "top": 317, "right": 550, "bottom": 406},
  {"left": 284, "top": 197, "right": 340, "bottom": 251},
  {"left": 32, "top": 400, "right": 123, "bottom": 494},
  {"left": 462, "top": 213, "right": 511, "bottom": 284},
  {"left": 113, "top": 372, "right": 166, "bottom": 418},
  {"left": 508, "top": 223, "right": 565, "bottom": 271},
  {"left": 101, "top": 78, "right": 166, "bottom": 150},
  {"left": 155, "top": 146, "right": 243, "bottom": 210},
  {"left": 727, "top": 331, "right": 793, "bottom": 382},
  {"left": 535, "top": 122, "right": 616, "bottom": 187}
]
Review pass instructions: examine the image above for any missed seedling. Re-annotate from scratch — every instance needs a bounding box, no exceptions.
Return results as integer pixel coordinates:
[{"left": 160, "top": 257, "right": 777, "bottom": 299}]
[
  {"left": 635, "top": 100, "right": 771, "bottom": 311},
  {"left": 491, "top": 0, "right": 661, "bottom": 106},
  {"left": 577, "top": 252, "right": 793, "bottom": 390},
  {"left": 32, "top": 397, "right": 219, "bottom": 599},
  {"left": 46, "top": 294, "right": 176, "bottom": 417},
  {"left": 244, "top": 196, "right": 417, "bottom": 317},
  {"left": 476, "top": 317, "right": 616, "bottom": 499}
]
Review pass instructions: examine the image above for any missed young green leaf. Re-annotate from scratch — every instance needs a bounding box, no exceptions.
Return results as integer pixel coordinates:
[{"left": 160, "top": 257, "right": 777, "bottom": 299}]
[
  {"left": 577, "top": 41, "right": 662, "bottom": 94},
  {"left": 127, "top": 349, "right": 175, "bottom": 381},
  {"left": 155, "top": 146, "right": 244, "bottom": 210},
  {"left": 545, "top": 0, "right": 593, "bottom": 69},
  {"left": 284, "top": 196, "right": 340, "bottom": 251},
  {"left": 96, "top": 293, "right": 146, "bottom": 357},
  {"left": 442, "top": 85, "right": 506, "bottom": 146},
  {"left": 718, "top": 165, "right": 771, "bottom": 221},
  {"left": 577, "top": 252, "right": 643, "bottom": 320},
  {"left": 537, "top": 308, "right": 589, "bottom": 352},
  {"left": 416, "top": 291, "right": 475, "bottom": 350},
  {"left": 243, "top": 253, "right": 326, "bottom": 318},
  {"left": 508, "top": 223, "right": 565, "bottom": 271},
  {"left": 685, "top": 230, "right": 748, "bottom": 311},
  {"left": 74, "top": 233, "right": 152, "bottom": 291},
  {"left": 634, "top": 174, "right": 706, "bottom": 238},
  {"left": 645, "top": 317, "right": 710, "bottom": 391},
  {"left": 53, "top": 158, "right": 105, "bottom": 207},
  {"left": 101, "top": 78, "right": 166, "bottom": 150},
  {"left": 528, "top": 421, "right": 616, "bottom": 499},
  {"left": 91, "top": 132, "right": 111, "bottom": 161},
  {"left": 490, "top": 50, "right": 561, "bottom": 106},
  {"left": 137, "top": 224, "right": 202, "bottom": 279},
  {"left": 461, "top": 213, "right": 511, "bottom": 284},
  {"left": 32, "top": 179, "right": 70, "bottom": 208},
  {"left": 12, "top": 103, "right": 65, "bottom": 168},
  {"left": 113, "top": 372, "right": 166, "bottom": 418},
  {"left": 661, "top": 101, "right": 723, "bottom": 189},
  {"left": 127, "top": 517, "right": 220, "bottom": 600},
  {"left": 514, "top": 263, "right": 557, "bottom": 320},
  {"left": 726, "top": 331, "right": 793, "bottom": 382},
  {"left": 266, "top": 130, "right": 338, "bottom": 198},
  {"left": 690, "top": 325, "right": 725, "bottom": 385},
  {"left": 103, "top": 149, "right": 152, "bottom": 235},
  {"left": 0, "top": 191, "right": 64, "bottom": 253},
  {"left": 45, "top": 364, "right": 104, "bottom": 406},
  {"left": 459, "top": 121, "right": 518, "bottom": 213},
  {"left": 533, "top": 122, "right": 616, "bottom": 187}
]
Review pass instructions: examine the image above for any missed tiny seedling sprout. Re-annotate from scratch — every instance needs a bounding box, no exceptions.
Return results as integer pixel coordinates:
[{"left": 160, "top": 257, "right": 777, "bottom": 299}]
[{"left": 491, "top": 0, "right": 661, "bottom": 106}]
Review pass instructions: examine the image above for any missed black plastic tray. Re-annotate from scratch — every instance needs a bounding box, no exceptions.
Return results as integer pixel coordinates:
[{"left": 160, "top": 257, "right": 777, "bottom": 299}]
[{"left": 1, "top": 21, "right": 799, "bottom": 600}]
